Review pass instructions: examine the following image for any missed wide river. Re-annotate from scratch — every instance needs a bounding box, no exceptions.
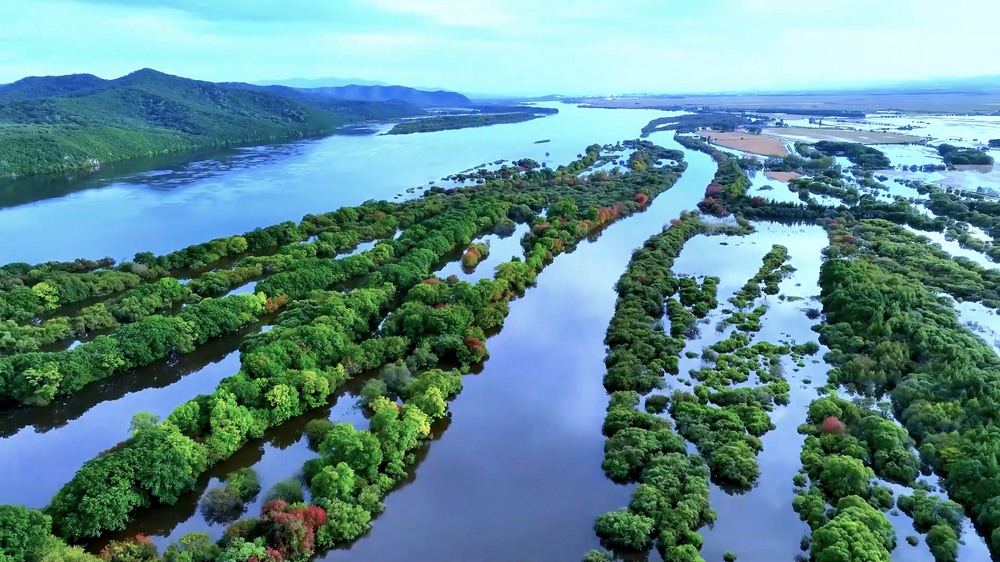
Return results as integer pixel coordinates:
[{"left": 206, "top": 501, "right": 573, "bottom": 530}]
[{"left": 0, "top": 103, "right": 679, "bottom": 265}]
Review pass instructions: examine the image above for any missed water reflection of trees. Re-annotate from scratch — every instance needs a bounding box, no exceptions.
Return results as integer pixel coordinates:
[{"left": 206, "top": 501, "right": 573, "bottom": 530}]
[
  {"left": 92, "top": 373, "right": 453, "bottom": 553},
  {"left": 0, "top": 327, "right": 253, "bottom": 438}
]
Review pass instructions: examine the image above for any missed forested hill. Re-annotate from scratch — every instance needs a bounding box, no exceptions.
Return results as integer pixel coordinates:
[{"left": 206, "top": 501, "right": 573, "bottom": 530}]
[{"left": 0, "top": 68, "right": 424, "bottom": 180}]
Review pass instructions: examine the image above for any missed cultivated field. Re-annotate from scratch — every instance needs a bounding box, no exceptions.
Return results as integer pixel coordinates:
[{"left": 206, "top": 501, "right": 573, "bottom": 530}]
[
  {"left": 697, "top": 130, "right": 788, "bottom": 156},
  {"left": 763, "top": 126, "right": 924, "bottom": 145},
  {"left": 764, "top": 171, "right": 801, "bottom": 182}
]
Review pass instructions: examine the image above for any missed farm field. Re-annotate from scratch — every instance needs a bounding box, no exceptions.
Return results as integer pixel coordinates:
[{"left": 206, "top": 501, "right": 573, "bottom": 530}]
[
  {"left": 762, "top": 126, "right": 924, "bottom": 145},
  {"left": 696, "top": 130, "right": 789, "bottom": 156}
]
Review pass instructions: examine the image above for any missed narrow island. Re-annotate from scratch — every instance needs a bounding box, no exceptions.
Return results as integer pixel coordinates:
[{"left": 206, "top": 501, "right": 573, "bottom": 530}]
[{"left": 385, "top": 107, "right": 558, "bottom": 135}]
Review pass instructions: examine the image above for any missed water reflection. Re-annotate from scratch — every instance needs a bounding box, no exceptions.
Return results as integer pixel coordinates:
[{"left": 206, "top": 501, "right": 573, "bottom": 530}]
[
  {"left": 669, "top": 223, "right": 826, "bottom": 561},
  {"left": 0, "top": 329, "right": 250, "bottom": 508},
  {"left": 0, "top": 142, "right": 315, "bottom": 211},
  {"left": 313, "top": 134, "right": 714, "bottom": 562},
  {"left": 433, "top": 223, "right": 531, "bottom": 283},
  {"left": 99, "top": 370, "right": 378, "bottom": 550}
]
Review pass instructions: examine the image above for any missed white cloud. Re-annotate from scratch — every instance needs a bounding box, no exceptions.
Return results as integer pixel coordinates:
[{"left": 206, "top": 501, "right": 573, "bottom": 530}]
[
  {"left": 1, "top": 0, "right": 999, "bottom": 95},
  {"left": 364, "top": 0, "right": 520, "bottom": 27}
]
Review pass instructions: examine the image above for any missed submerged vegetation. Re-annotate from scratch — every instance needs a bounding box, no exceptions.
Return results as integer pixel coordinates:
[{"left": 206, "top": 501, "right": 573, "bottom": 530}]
[
  {"left": 596, "top": 213, "right": 717, "bottom": 558},
  {"left": 938, "top": 143, "right": 994, "bottom": 166}
]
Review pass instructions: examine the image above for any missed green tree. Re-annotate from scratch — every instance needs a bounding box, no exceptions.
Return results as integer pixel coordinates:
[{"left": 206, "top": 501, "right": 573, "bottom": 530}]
[
  {"left": 819, "top": 455, "right": 872, "bottom": 502},
  {"left": 224, "top": 468, "right": 260, "bottom": 502},
  {"left": 594, "top": 509, "right": 654, "bottom": 550},
  {"left": 0, "top": 505, "right": 51, "bottom": 562},
  {"left": 319, "top": 423, "right": 384, "bottom": 480},
  {"left": 314, "top": 498, "right": 372, "bottom": 547},
  {"left": 263, "top": 478, "right": 304, "bottom": 504},
  {"left": 310, "top": 462, "right": 357, "bottom": 502},
  {"left": 163, "top": 533, "right": 221, "bottom": 562},
  {"left": 31, "top": 282, "right": 59, "bottom": 310},
  {"left": 583, "top": 550, "right": 613, "bottom": 562},
  {"left": 129, "top": 412, "right": 160, "bottom": 434}
]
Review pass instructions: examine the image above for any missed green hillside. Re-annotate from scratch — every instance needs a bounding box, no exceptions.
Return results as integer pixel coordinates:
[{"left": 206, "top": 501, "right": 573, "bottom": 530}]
[{"left": 0, "top": 68, "right": 423, "bottom": 179}]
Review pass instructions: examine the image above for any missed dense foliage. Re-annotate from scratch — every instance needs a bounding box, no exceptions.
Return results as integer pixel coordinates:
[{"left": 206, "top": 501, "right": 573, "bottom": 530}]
[
  {"left": 937, "top": 143, "right": 994, "bottom": 166},
  {"left": 671, "top": 246, "right": 802, "bottom": 493},
  {"left": 817, "top": 254, "right": 1000, "bottom": 555},
  {"left": 672, "top": 134, "right": 749, "bottom": 216},
  {"left": 594, "top": 213, "right": 721, "bottom": 558},
  {"left": 811, "top": 141, "right": 891, "bottom": 169},
  {"left": 640, "top": 113, "right": 750, "bottom": 136}
]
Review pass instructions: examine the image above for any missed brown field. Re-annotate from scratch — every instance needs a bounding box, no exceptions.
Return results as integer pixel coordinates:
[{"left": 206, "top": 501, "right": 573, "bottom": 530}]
[
  {"left": 764, "top": 171, "right": 801, "bottom": 182},
  {"left": 762, "top": 127, "right": 923, "bottom": 144},
  {"left": 696, "top": 130, "right": 788, "bottom": 157}
]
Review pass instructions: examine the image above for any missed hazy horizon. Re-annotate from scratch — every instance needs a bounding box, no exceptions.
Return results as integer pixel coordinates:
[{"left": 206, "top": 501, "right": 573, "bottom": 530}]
[{"left": 3, "top": 0, "right": 1000, "bottom": 96}]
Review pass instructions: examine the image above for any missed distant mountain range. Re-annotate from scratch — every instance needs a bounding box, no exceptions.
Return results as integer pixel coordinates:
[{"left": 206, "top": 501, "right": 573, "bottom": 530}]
[
  {"left": 0, "top": 68, "right": 477, "bottom": 182},
  {"left": 252, "top": 78, "right": 472, "bottom": 107},
  {"left": 295, "top": 85, "right": 470, "bottom": 107},
  {"left": 255, "top": 76, "right": 392, "bottom": 88}
]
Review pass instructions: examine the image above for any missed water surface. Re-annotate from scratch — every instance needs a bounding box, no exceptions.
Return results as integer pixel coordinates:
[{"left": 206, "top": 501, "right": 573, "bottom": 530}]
[{"left": 0, "top": 105, "right": 684, "bottom": 265}]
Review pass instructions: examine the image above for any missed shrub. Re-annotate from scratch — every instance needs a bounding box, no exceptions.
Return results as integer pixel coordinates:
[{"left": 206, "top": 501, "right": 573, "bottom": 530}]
[
  {"left": 199, "top": 487, "right": 244, "bottom": 524},
  {"left": 304, "top": 419, "right": 336, "bottom": 451},
  {"left": 225, "top": 468, "right": 261, "bottom": 502},
  {"left": 263, "top": 478, "right": 304, "bottom": 504}
]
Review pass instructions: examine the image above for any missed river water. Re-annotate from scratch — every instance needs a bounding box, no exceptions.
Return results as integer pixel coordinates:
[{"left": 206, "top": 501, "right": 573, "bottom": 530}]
[{"left": 0, "top": 104, "right": 684, "bottom": 265}]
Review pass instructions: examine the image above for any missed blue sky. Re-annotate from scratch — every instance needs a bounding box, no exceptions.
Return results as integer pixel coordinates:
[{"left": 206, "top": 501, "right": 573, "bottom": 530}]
[{"left": 2, "top": 0, "right": 998, "bottom": 96}]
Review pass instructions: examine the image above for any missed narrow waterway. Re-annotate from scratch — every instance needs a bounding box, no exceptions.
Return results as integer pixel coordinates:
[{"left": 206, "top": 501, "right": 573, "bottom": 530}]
[
  {"left": 94, "top": 133, "right": 716, "bottom": 558},
  {"left": 315, "top": 134, "right": 715, "bottom": 561},
  {"left": 670, "top": 223, "right": 830, "bottom": 561},
  {"left": 0, "top": 328, "right": 251, "bottom": 508},
  {"left": 0, "top": 105, "right": 684, "bottom": 513}
]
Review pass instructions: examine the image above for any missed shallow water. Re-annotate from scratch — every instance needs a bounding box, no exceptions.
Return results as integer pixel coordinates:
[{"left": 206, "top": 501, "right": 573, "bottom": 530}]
[
  {"left": 433, "top": 223, "right": 531, "bottom": 283},
  {"left": 313, "top": 133, "right": 716, "bottom": 562},
  {"left": 746, "top": 170, "right": 802, "bottom": 205},
  {"left": 98, "top": 375, "right": 378, "bottom": 550},
  {"left": 670, "top": 223, "right": 827, "bottom": 561},
  {"left": 951, "top": 298, "right": 1000, "bottom": 354},
  {"left": 902, "top": 226, "right": 995, "bottom": 268},
  {"left": 5, "top": 103, "right": 995, "bottom": 559},
  {"left": 877, "top": 144, "right": 945, "bottom": 167},
  {"left": 0, "top": 103, "right": 679, "bottom": 514}
]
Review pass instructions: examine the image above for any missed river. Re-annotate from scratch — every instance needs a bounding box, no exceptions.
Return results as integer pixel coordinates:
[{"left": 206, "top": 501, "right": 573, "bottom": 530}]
[
  {"left": 0, "top": 103, "right": 684, "bottom": 265},
  {"left": 77, "top": 127, "right": 713, "bottom": 557}
]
